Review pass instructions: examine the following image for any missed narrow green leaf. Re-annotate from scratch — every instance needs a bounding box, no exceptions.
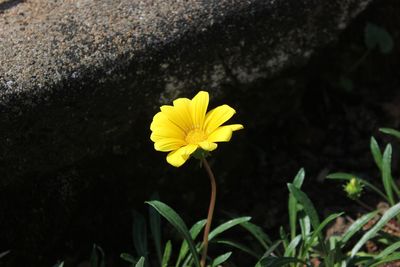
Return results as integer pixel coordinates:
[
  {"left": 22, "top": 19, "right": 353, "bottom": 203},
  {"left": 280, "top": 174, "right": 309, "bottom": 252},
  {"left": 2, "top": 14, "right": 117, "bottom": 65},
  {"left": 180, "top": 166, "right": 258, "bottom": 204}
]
[
  {"left": 211, "top": 251, "right": 232, "bottom": 267},
  {"left": 380, "top": 128, "right": 400, "bottom": 139},
  {"left": 240, "top": 221, "right": 272, "bottom": 250},
  {"left": 382, "top": 145, "right": 395, "bottom": 205},
  {"left": 214, "top": 239, "right": 259, "bottom": 258},
  {"left": 340, "top": 211, "right": 378, "bottom": 246},
  {"left": 303, "top": 213, "right": 343, "bottom": 255},
  {"left": 288, "top": 184, "right": 320, "bottom": 234},
  {"left": 208, "top": 217, "right": 251, "bottom": 240},
  {"left": 279, "top": 226, "right": 289, "bottom": 250},
  {"left": 365, "top": 23, "right": 394, "bottom": 54},
  {"left": 351, "top": 202, "right": 400, "bottom": 257},
  {"left": 146, "top": 200, "right": 201, "bottom": 267},
  {"left": 135, "top": 257, "right": 145, "bottom": 267},
  {"left": 375, "top": 240, "right": 400, "bottom": 259},
  {"left": 254, "top": 241, "right": 283, "bottom": 267},
  {"left": 289, "top": 168, "right": 305, "bottom": 240},
  {"left": 120, "top": 253, "right": 136, "bottom": 264},
  {"left": 148, "top": 193, "right": 162, "bottom": 264},
  {"left": 369, "top": 253, "right": 400, "bottom": 267},
  {"left": 370, "top": 137, "right": 382, "bottom": 170},
  {"left": 161, "top": 240, "right": 172, "bottom": 267},
  {"left": 327, "top": 173, "right": 388, "bottom": 201},
  {"left": 176, "top": 219, "right": 206, "bottom": 266},
  {"left": 283, "top": 235, "right": 302, "bottom": 257},
  {"left": 132, "top": 210, "right": 148, "bottom": 258},
  {"left": 257, "top": 256, "right": 306, "bottom": 267},
  {"left": 53, "top": 262, "right": 64, "bottom": 267}
]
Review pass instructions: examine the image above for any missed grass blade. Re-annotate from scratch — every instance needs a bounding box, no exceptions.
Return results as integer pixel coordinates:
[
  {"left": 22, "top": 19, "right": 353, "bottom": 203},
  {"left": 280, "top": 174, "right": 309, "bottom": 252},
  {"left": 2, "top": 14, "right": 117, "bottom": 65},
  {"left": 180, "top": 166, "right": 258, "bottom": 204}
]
[
  {"left": 370, "top": 137, "right": 382, "bottom": 170},
  {"left": 283, "top": 235, "right": 302, "bottom": 257},
  {"left": 257, "top": 256, "right": 306, "bottom": 267},
  {"left": 161, "top": 240, "right": 172, "bottom": 267},
  {"left": 289, "top": 168, "right": 305, "bottom": 240},
  {"left": 148, "top": 193, "right": 162, "bottom": 264},
  {"left": 351, "top": 202, "right": 400, "bottom": 257},
  {"left": 135, "top": 257, "right": 145, "bottom": 267},
  {"left": 380, "top": 128, "right": 400, "bottom": 139},
  {"left": 340, "top": 211, "right": 378, "bottom": 246},
  {"left": 240, "top": 221, "right": 272, "bottom": 250},
  {"left": 375, "top": 240, "right": 400, "bottom": 259},
  {"left": 287, "top": 184, "right": 320, "bottom": 234},
  {"left": 176, "top": 219, "right": 206, "bottom": 266},
  {"left": 382, "top": 145, "right": 395, "bottom": 205},
  {"left": 208, "top": 217, "right": 251, "bottom": 240},
  {"left": 369, "top": 253, "right": 400, "bottom": 267},
  {"left": 146, "top": 200, "right": 201, "bottom": 267},
  {"left": 211, "top": 252, "right": 232, "bottom": 267}
]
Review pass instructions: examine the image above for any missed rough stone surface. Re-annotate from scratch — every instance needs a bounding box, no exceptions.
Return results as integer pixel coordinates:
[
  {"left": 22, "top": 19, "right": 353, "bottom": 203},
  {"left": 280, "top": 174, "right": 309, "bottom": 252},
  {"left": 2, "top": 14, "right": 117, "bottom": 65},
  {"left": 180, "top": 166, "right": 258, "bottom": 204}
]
[{"left": 0, "top": 0, "right": 372, "bottom": 185}]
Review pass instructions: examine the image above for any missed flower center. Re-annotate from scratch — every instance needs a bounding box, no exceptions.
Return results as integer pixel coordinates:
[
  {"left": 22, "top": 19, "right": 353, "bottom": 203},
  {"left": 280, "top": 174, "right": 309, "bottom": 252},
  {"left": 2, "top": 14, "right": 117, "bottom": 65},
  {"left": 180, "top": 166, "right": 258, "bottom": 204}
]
[{"left": 185, "top": 129, "right": 207, "bottom": 144}]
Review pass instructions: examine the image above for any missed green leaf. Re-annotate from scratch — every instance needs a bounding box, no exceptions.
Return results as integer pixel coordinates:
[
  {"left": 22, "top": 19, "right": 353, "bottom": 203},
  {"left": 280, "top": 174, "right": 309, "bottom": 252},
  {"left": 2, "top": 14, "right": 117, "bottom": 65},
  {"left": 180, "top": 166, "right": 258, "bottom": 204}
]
[
  {"left": 240, "top": 221, "right": 272, "bottom": 250},
  {"left": 53, "top": 262, "right": 64, "bottom": 267},
  {"left": 254, "top": 241, "right": 283, "bottom": 267},
  {"left": 214, "top": 239, "right": 260, "bottom": 258},
  {"left": 120, "top": 253, "right": 136, "bottom": 264},
  {"left": 380, "top": 128, "right": 400, "bottom": 139},
  {"left": 135, "top": 257, "right": 145, "bottom": 267},
  {"left": 176, "top": 219, "right": 206, "bottom": 266},
  {"left": 132, "top": 210, "right": 148, "bottom": 258},
  {"left": 351, "top": 202, "right": 400, "bottom": 257},
  {"left": 327, "top": 173, "right": 388, "bottom": 201},
  {"left": 369, "top": 253, "right": 400, "bottom": 267},
  {"left": 211, "top": 251, "right": 232, "bottom": 267},
  {"left": 375, "top": 240, "right": 400, "bottom": 259},
  {"left": 283, "top": 235, "right": 302, "bottom": 257},
  {"left": 365, "top": 23, "right": 394, "bottom": 54},
  {"left": 287, "top": 184, "right": 320, "bottom": 234},
  {"left": 303, "top": 213, "right": 343, "bottom": 255},
  {"left": 148, "top": 193, "right": 162, "bottom": 264},
  {"left": 146, "top": 200, "right": 201, "bottom": 267},
  {"left": 340, "top": 211, "right": 378, "bottom": 246},
  {"left": 208, "top": 217, "right": 251, "bottom": 240},
  {"left": 382, "top": 144, "right": 395, "bottom": 205},
  {"left": 161, "top": 240, "right": 172, "bottom": 267},
  {"left": 289, "top": 168, "right": 305, "bottom": 240},
  {"left": 257, "top": 256, "right": 306, "bottom": 267},
  {"left": 370, "top": 137, "right": 382, "bottom": 170}
]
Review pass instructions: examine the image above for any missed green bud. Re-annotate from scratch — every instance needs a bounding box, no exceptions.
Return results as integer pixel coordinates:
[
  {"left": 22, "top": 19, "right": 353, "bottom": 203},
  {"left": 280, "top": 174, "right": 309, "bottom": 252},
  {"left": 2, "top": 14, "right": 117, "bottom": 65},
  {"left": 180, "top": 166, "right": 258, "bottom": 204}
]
[
  {"left": 192, "top": 148, "right": 210, "bottom": 160},
  {"left": 344, "top": 178, "right": 364, "bottom": 200}
]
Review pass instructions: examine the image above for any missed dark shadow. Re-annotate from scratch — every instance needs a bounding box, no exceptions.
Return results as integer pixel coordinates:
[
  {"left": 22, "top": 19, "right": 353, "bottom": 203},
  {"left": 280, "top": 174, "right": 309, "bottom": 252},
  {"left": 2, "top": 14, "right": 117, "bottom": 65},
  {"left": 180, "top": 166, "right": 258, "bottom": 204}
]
[{"left": 0, "top": 0, "right": 24, "bottom": 12}]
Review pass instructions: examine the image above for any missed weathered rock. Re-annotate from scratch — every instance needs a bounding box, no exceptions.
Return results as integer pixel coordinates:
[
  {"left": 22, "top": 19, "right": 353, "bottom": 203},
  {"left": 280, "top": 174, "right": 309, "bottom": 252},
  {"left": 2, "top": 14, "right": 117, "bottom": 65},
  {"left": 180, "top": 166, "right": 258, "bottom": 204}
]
[{"left": 0, "top": 0, "right": 372, "bottom": 185}]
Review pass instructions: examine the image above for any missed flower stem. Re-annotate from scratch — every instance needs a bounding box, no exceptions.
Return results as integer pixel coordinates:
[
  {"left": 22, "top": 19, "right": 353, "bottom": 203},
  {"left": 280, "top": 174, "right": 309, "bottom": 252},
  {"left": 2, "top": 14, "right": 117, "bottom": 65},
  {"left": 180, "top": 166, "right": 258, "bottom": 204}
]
[{"left": 200, "top": 158, "right": 217, "bottom": 267}]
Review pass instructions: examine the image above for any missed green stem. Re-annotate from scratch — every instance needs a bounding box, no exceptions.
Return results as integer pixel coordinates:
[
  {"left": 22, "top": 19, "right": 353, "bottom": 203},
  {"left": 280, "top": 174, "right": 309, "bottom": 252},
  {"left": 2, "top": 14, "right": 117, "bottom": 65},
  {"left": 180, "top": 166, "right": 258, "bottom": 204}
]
[{"left": 200, "top": 158, "right": 217, "bottom": 267}]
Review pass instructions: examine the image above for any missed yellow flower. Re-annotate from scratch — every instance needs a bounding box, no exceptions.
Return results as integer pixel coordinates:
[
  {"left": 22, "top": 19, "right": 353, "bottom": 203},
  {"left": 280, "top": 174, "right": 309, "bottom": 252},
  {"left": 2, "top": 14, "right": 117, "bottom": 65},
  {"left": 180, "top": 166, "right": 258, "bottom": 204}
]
[{"left": 150, "top": 91, "right": 243, "bottom": 167}]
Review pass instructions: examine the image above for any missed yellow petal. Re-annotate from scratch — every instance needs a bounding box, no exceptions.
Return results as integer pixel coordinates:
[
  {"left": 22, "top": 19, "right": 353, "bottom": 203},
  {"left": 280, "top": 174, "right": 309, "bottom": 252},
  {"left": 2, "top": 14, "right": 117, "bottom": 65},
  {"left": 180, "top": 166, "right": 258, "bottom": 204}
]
[
  {"left": 190, "top": 91, "right": 209, "bottom": 129},
  {"left": 198, "top": 141, "right": 218, "bottom": 151},
  {"left": 204, "top": 104, "right": 236, "bottom": 134},
  {"left": 166, "top": 144, "right": 198, "bottom": 167},
  {"left": 207, "top": 124, "right": 244, "bottom": 142},
  {"left": 150, "top": 112, "right": 185, "bottom": 139},
  {"left": 160, "top": 104, "right": 192, "bottom": 132},
  {"left": 154, "top": 138, "right": 186, "bottom": 152}
]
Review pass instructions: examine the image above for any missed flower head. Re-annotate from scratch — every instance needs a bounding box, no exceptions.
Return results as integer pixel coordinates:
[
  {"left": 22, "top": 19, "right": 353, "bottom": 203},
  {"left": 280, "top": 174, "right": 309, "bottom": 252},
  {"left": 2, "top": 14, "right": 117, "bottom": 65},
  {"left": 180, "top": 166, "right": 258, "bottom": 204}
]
[
  {"left": 150, "top": 91, "right": 243, "bottom": 167},
  {"left": 344, "top": 177, "right": 364, "bottom": 200}
]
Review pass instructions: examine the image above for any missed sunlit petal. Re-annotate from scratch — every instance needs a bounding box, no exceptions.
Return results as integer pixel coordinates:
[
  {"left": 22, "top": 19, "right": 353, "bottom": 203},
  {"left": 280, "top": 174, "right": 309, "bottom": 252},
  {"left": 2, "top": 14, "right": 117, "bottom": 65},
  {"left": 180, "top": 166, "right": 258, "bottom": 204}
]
[
  {"left": 190, "top": 91, "right": 209, "bottom": 129},
  {"left": 198, "top": 141, "right": 218, "bottom": 151},
  {"left": 204, "top": 104, "right": 236, "bottom": 134},
  {"left": 166, "top": 144, "right": 198, "bottom": 167},
  {"left": 154, "top": 138, "right": 187, "bottom": 152}
]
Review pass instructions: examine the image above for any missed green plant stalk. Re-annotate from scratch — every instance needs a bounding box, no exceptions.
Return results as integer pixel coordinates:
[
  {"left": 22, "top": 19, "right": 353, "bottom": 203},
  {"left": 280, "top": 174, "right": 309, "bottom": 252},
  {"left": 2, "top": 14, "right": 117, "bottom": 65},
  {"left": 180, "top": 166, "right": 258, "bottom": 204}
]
[{"left": 200, "top": 158, "right": 217, "bottom": 267}]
